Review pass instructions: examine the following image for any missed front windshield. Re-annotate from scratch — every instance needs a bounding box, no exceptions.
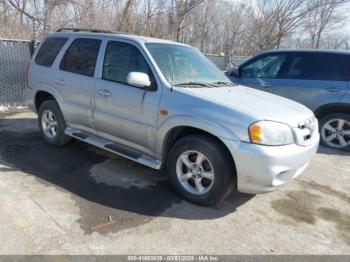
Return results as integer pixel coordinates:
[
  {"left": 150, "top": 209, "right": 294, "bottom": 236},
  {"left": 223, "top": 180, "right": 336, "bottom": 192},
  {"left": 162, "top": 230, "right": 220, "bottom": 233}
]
[{"left": 146, "top": 43, "right": 229, "bottom": 86}]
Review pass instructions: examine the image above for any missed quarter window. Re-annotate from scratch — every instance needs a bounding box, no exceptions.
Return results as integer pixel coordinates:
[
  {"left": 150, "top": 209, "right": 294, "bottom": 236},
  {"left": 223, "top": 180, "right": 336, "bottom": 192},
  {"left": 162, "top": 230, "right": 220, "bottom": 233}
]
[
  {"left": 60, "top": 38, "right": 101, "bottom": 77},
  {"left": 241, "top": 54, "right": 287, "bottom": 78},
  {"left": 35, "top": 37, "right": 68, "bottom": 67},
  {"left": 102, "top": 41, "right": 156, "bottom": 88},
  {"left": 285, "top": 54, "right": 344, "bottom": 81}
]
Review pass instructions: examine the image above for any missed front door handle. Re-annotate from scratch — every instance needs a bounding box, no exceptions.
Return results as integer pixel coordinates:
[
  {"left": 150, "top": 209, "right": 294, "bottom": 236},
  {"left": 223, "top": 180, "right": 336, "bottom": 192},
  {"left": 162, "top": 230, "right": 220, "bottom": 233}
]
[
  {"left": 327, "top": 87, "right": 340, "bottom": 92},
  {"left": 98, "top": 89, "right": 112, "bottom": 97}
]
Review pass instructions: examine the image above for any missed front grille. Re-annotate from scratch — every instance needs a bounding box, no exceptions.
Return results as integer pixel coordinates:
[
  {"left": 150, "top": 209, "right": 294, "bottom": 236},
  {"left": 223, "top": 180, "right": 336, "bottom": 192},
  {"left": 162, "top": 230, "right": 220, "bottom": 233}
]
[{"left": 294, "top": 117, "right": 318, "bottom": 146}]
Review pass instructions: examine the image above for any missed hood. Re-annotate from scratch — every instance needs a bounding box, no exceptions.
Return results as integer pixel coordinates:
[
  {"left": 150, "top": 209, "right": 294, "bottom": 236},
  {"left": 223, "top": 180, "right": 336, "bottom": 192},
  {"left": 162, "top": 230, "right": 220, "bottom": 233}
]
[{"left": 180, "top": 85, "right": 314, "bottom": 127}]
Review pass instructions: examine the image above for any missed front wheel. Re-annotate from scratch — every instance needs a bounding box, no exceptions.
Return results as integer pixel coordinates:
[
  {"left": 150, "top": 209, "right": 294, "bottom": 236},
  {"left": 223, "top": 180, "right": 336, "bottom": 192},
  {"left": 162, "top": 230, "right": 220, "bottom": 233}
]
[
  {"left": 167, "top": 135, "right": 236, "bottom": 206},
  {"left": 319, "top": 113, "right": 350, "bottom": 150}
]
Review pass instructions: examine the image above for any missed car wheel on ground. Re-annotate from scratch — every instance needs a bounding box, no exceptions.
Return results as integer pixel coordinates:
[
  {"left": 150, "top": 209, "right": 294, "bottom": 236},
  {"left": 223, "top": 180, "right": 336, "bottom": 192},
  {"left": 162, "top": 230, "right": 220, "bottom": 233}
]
[
  {"left": 167, "top": 134, "right": 236, "bottom": 206},
  {"left": 38, "top": 100, "right": 71, "bottom": 147},
  {"left": 319, "top": 113, "right": 350, "bottom": 150}
]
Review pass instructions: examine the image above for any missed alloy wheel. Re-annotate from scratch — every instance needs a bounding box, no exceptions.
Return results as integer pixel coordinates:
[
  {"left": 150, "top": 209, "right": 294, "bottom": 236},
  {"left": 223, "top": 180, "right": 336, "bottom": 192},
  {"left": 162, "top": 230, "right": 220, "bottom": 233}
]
[
  {"left": 41, "top": 109, "right": 58, "bottom": 139},
  {"left": 321, "top": 118, "right": 350, "bottom": 148},
  {"left": 176, "top": 150, "right": 215, "bottom": 195}
]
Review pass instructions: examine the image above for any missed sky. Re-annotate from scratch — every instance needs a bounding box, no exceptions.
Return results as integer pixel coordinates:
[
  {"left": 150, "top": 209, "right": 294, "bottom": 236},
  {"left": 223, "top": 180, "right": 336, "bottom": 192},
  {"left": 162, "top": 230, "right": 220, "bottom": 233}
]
[
  {"left": 343, "top": 3, "right": 350, "bottom": 35},
  {"left": 222, "top": 0, "right": 350, "bottom": 35}
]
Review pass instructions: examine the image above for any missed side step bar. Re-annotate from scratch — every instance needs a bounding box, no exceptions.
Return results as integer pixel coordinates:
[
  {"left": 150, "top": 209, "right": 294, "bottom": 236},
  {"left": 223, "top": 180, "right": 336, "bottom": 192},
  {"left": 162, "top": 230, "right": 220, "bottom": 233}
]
[{"left": 65, "top": 127, "right": 162, "bottom": 170}]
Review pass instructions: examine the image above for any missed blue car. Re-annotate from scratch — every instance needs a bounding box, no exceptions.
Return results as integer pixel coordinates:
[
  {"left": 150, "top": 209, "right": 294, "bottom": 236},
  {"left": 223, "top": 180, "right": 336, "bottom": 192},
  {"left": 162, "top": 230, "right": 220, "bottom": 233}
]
[{"left": 227, "top": 49, "right": 350, "bottom": 150}]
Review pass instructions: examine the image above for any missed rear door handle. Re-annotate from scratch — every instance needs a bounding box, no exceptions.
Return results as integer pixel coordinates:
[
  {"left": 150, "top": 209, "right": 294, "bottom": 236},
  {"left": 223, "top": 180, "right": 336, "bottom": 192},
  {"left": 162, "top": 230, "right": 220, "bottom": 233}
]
[
  {"left": 98, "top": 89, "right": 112, "bottom": 97},
  {"left": 54, "top": 79, "right": 65, "bottom": 86},
  {"left": 327, "top": 87, "right": 340, "bottom": 92}
]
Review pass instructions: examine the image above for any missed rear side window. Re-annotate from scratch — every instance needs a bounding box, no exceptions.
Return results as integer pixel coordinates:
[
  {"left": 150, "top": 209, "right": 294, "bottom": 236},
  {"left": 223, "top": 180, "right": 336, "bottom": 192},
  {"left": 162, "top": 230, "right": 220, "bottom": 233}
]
[
  {"left": 60, "top": 38, "right": 101, "bottom": 77},
  {"left": 102, "top": 41, "right": 156, "bottom": 88},
  {"left": 35, "top": 37, "right": 68, "bottom": 67},
  {"left": 284, "top": 54, "right": 344, "bottom": 81}
]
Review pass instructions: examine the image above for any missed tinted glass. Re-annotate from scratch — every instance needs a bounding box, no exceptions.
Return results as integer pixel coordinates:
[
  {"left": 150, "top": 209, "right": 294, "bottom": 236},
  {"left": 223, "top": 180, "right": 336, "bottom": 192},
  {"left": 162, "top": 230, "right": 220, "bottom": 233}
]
[
  {"left": 35, "top": 37, "right": 68, "bottom": 67},
  {"left": 285, "top": 54, "right": 344, "bottom": 81},
  {"left": 103, "top": 41, "right": 156, "bottom": 88},
  {"left": 241, "top": 54, "right": 287, "bottom": 78},
  {"left": 341, "top": 55, "right": 350, "bottom": 80},
  {"left": 60, "top": 38, "right": 101, "bottom": 77}
]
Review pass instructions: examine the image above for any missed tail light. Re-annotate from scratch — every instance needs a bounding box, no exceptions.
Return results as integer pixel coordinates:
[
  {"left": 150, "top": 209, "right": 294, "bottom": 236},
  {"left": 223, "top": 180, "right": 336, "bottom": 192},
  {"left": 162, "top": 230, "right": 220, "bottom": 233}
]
[{"left": 24, "top": 63, "right": 31, "bottom": 88}]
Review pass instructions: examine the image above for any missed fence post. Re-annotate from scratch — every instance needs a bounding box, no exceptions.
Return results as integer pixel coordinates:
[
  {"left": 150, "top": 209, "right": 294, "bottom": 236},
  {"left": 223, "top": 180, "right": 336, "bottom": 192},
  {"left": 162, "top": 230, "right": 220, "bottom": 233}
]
[{"left": 29, "top": 40, "right": 35, "bottom": 57}]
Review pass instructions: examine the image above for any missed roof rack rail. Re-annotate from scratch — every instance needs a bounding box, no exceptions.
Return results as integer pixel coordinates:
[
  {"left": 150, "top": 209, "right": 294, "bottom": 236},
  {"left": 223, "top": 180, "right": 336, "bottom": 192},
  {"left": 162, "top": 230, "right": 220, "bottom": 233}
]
[{"left": 56, "top": 28, "right": 117, "bottom": 34}]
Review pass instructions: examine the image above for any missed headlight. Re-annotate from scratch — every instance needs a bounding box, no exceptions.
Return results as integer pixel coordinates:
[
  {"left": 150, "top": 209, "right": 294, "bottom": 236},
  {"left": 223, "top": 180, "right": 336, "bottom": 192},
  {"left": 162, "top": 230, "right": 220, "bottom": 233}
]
[{"left": 249, "top": 121, "right": 294, "bottom": 146}]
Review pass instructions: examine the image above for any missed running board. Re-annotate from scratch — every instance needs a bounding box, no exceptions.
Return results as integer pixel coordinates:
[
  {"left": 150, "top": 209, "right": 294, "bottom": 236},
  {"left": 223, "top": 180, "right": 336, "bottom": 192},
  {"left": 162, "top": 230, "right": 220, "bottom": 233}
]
[{"left": 65, "top": 127, "right": 162, "bottom": 170}]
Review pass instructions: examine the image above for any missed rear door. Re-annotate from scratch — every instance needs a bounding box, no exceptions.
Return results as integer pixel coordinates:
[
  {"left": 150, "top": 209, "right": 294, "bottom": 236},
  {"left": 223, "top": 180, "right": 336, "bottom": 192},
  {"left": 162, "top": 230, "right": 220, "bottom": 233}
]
[
  {"left": 274, "top": 52, "right": 348, "bottom": 112},
  {"left": 229, "top": 53, "right": 288, "bottom": 93},
  {"left": 57, "top": 37, "right": 102, "bottom": 133},
  {"left": 29, "top": 36, "right": 68, "bottom": 106},
  {"left": 340, "top": 54, "right": 350, "bottom": 103}
]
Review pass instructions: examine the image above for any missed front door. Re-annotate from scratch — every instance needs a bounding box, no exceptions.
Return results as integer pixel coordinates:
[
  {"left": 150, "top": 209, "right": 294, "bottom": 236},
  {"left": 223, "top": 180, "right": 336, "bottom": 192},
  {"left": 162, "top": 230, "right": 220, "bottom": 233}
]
[
  {"left": 94, "top": 40, "right": 161, "bottom": 155},
  {"left": 230, "top": 53, "right": 288, "bottom": 94}
]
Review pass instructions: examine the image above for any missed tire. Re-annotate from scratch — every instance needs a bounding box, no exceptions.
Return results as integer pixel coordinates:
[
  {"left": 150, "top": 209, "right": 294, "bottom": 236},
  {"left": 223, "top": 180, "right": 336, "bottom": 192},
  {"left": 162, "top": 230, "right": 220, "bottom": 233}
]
[
  {"left": 166, "top": 134, "right": 236, "bottom": 206},
  {"left": 38, "top": 100, "right": 71, "bottom": 147},
  {"left": 319, "top": 113, "right": 350, "bottom": 150}
]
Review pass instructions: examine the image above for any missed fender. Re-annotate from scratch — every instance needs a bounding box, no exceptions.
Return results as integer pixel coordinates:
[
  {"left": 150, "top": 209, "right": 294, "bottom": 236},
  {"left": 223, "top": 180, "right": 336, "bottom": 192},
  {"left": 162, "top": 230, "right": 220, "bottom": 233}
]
[
  {"left": 34, "top": 83, "right": 64, "bottom": 105},
  {"left": 155, "top": 114, "right": 240, "bottom": 155},
  {"left": 33, "top": 84, "right": 69, "bottom": 120},
  {"left": 314, "top": 103, "right": 350, "bottom": 118}
]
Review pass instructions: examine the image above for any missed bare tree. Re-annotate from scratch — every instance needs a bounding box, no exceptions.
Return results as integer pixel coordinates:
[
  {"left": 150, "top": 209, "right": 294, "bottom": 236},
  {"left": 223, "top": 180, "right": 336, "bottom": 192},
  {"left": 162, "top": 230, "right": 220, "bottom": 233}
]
[
  {"left": 306, "top": 0, "right": 347, "bottom": 48},
  {"left": 1, "top": 0, "right": 350, "bottom": 61},
  {"left": 4, "top": 0, "right": 35, "bottom": 20},
  {"left": 199, "top": 0, "right": 209, "bottom": 50},
  {"left": 244, "top": 0, "right": 316, "bottom": 51},
  {"left": 171, "top": 0, "right": 204, "bottom": 42},
  {"left": 222, "top": 2, "right": 248, "bottom": 65},
  {"left": 119, "top": 0, "right": 136, "bottom": 32}
]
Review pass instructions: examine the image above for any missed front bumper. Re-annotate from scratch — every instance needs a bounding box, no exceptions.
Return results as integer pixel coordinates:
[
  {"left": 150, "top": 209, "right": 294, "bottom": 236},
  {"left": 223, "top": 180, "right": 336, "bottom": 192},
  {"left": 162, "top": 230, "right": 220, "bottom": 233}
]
[{"left": 223, "top": 134, "right": 319, "bottom": 194}]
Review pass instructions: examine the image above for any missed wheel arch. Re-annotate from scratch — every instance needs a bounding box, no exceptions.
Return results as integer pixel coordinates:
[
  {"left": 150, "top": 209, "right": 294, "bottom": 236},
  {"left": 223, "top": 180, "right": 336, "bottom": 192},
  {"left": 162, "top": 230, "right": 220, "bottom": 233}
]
[
  {"left": 161, "top": 125, "right": 238, "bottom": 195},
  {"left": 314, "top": 103, "right": 350, "bottom": 120},
  {"left": 157, "top": 116, "right": 240, "bottom": 156},
  {"left": 35, "top": 89, "right": 63, "bottom": 111},
  {"left": 158, "top": 120, "right": 238, "bottom": 175}
]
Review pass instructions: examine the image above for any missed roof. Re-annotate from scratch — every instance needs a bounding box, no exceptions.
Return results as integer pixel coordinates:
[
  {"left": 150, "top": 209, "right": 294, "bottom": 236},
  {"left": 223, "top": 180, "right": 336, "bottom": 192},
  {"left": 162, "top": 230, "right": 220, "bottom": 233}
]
[
  {"left": 259, "top": 48, "right": 350, "bottom": 56},
  {"left": 48, "top": 29, "right": 189, "bottom": 47}
]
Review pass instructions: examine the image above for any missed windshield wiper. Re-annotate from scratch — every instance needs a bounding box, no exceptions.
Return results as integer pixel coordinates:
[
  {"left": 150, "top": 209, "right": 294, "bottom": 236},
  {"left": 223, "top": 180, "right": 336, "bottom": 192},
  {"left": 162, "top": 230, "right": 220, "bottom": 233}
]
[
  {"left": 173, "top": 82, "right": 212, "bottom": 88},
  {"left": 210, "top": 81, "right": 236, "bottom": 87}
]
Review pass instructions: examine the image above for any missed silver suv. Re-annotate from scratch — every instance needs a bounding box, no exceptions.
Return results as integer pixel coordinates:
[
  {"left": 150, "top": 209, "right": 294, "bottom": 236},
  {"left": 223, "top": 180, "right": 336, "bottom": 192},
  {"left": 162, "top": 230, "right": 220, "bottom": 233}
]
[{"left": 25, "top": 28, "right": 319, "bottom": 206}]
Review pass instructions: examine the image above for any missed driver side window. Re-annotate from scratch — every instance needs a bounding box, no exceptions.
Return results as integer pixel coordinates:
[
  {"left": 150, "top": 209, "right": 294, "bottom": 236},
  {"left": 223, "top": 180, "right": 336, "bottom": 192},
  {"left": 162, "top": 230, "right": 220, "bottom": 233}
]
[
  {"left": 102, "top": 41, "right": 156, "bottom": 89},
  {"left": 241, "top": 54, "right": 287, "bottom": 78}
]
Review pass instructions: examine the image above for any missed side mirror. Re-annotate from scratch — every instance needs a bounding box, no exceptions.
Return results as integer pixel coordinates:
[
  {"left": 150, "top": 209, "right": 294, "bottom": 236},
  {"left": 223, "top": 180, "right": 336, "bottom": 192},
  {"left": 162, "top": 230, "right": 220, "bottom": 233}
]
[
  {"left": 232, "top": 67, "right": 240, "bottom": 78},
  {"left": 127, "top": 72, "right": 151, "bottom": 88}
]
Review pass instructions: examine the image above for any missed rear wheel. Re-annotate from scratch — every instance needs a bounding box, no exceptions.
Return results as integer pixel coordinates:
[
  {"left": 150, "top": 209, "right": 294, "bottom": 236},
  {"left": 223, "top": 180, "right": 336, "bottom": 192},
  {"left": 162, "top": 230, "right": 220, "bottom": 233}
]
[
  {"left": 167, "top": 135, "right": 236, "bottom": 206},
  {"left": 319, "top": 113, "right": 350, "bottom": 150},
  {"left": 38, "top": 100, "right": 71, "bottom": 147}
]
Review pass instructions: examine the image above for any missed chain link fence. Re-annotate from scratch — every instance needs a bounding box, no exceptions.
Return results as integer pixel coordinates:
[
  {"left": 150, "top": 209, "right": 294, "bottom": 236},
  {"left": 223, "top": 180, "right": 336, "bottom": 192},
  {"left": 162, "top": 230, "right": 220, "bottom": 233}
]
[
  {"left": 206, "top": 54, "right": 250, "bottom": 70},
  {"left": 0, "top": 38, "right": 34, "bottom": 107}
]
